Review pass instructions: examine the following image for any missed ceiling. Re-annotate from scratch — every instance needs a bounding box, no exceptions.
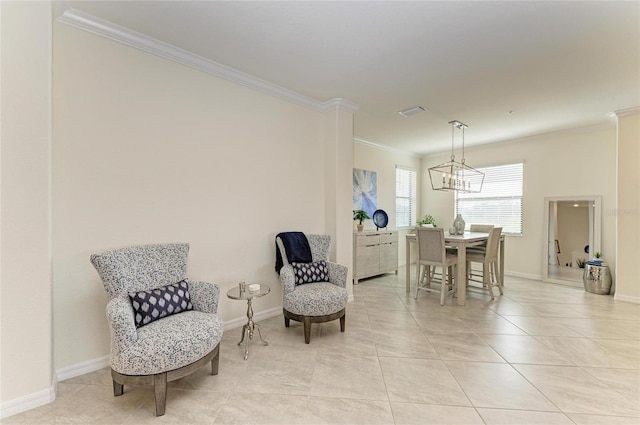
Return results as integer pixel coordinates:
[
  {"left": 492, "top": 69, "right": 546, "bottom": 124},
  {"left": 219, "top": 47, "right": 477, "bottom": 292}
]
[{"left": 57, "top": 1, "right": 640, "bottom": 155}]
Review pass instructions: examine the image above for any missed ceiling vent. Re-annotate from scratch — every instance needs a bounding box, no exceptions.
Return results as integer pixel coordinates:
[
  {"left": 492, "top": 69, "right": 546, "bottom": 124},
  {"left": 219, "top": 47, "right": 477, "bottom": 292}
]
[{"left": 398, "top": 105, "right": 426, "bottom": 117}]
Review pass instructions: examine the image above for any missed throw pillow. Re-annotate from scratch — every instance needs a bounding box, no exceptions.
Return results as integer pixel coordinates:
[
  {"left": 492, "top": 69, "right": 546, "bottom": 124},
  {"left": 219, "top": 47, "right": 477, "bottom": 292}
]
[
  {"left": 291, "top": 261, "right": 329, "bottom": 286},
  {"left": 129, "top": 279, "right": 193, "bottom": 328}
]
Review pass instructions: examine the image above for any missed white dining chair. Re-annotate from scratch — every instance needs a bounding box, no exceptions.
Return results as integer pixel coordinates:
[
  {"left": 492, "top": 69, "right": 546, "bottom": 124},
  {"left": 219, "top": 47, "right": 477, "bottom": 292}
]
[
  {"left": 467, "top": 224, "right": 494, "bottom": 281},
  {"left": 414, "top": 227, "right": 458, "bottom": 305},
  {"left": 466, "top": 227, "right": 503, "bottom": 300}
]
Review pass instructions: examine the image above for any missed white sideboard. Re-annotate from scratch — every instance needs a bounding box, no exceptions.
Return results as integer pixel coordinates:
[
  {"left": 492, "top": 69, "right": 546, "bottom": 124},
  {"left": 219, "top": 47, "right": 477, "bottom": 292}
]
[{"left": 353, "top": 230, "right": 399, "bottom": 285}]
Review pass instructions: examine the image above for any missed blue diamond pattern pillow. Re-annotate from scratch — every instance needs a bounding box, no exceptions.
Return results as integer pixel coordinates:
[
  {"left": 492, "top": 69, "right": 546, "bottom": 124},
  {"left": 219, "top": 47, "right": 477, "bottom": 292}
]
[
  {"left": 129, "top": 279, "right": 193, "bottom": 328},
  {"left": 291, "top": 261, "right": 329, "bottom": 286}
]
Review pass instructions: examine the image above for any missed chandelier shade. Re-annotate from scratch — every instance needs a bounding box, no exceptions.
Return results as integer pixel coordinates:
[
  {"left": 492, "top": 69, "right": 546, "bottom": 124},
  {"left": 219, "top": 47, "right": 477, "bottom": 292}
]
[{"left": 428, "top": 120, "right": 484, "bottom": 193}]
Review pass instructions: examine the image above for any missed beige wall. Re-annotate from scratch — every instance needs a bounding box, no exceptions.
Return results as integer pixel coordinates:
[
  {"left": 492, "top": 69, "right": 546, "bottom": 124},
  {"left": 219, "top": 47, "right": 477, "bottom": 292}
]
[
  {"left": 421, "top": 125, "right": 617, "bottom": 279},
  {"left": 615, "top": 108, "right": 640, "bottom": 301},
  {"left": 52, "top": 23, "right": 345, "bottom": 370},
  {"left": 353, "top": 141, "right": 421, "bottom": 267},
  {"left": 0, "top": 0, "right": 53, "bottom": 411}
]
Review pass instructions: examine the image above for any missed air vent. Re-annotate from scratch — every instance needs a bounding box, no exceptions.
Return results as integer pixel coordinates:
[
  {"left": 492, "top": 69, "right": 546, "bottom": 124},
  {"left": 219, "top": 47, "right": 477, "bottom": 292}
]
[{"left": 399, "top": 105, "right": 426, "bottom": 117}]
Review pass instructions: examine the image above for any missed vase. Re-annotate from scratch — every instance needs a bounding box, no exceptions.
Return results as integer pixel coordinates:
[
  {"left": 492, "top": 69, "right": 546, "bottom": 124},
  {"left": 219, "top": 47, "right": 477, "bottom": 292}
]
[
  {"left": 357, "top": 224, "right": 364, "bottom": 232},
  {"left": 453, "top": 214, "right": 465, "bottom": 235}
]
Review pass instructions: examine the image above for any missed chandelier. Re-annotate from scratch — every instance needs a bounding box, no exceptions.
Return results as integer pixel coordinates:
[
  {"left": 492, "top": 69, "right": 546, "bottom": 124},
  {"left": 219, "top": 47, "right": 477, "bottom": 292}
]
[{"left": 428, "top": 120, "right": 484, "bottom": 193}]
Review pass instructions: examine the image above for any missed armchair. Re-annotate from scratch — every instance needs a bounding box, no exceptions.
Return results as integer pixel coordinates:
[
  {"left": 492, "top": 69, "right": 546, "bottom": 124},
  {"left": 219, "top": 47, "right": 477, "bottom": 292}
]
[
  {"left": 90, "top": 243, "right": 223, "bottom": 416},
  {"left": 276, "top": 234, "right": 349, "bottom": 343}
]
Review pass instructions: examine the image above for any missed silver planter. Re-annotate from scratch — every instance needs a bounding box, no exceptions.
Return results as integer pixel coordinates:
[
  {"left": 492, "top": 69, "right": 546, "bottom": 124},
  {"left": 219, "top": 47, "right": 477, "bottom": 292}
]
[{"left": 583, "top": 264, "right": 612, "bottom": 295}]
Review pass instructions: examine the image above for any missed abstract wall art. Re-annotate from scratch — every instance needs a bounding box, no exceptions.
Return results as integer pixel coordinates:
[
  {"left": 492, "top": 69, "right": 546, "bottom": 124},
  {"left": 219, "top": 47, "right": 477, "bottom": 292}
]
[{"left": 353, "top": 168, "right": 377, "bottom": 217}]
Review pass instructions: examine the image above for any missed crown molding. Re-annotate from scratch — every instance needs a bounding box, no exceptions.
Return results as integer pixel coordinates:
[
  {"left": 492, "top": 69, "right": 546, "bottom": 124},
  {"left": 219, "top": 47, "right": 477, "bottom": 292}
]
[
  {"left": 56, "top": 9, "right": 358, "bottom": 113},
  {"left": 321, "top": 98, "right": 360, "bottom": 112},
  {"left": 354, "top": 138, "right": 420, "bottom": 157},
  {"left": 614, "top": 106, "right": 640, "bottom": 118}
]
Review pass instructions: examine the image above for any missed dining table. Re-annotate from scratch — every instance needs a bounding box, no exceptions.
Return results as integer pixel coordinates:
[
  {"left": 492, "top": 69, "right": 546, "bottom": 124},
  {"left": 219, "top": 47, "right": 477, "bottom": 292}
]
[{"left": 405, "top": 231, "right": 505, "bottom": 306}]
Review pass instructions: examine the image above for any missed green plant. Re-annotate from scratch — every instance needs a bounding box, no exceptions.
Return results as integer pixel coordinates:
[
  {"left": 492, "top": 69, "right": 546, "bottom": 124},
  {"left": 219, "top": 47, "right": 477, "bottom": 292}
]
[
  {"left": 577, "top": 258, "right": 587, "bottom": 268},
  {"left": 353, "top": 209, "right": 370, "bottom": 225},
  {"left": 595, "top": 251, "right": 602, "bottom": 258},
  {"left": 417, "top": 214, "right": 436, "bottom": 227}
]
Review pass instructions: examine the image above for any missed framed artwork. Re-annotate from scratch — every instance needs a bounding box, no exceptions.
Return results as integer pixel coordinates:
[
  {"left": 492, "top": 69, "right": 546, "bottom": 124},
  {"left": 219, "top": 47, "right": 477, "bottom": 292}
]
[{"left": 353, "top": 168, "right": 377, "bottom": 216}]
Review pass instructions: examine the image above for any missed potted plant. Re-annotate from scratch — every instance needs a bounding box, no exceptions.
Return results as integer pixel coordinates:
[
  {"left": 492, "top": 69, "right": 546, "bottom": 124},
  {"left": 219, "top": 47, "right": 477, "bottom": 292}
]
[
  {"left": 353, "top": 209, "right": 370, "bottom": 232},
  {"left": 417, "top": 214, "right": 437, "bottom": 227},
  {"left": 586, "top": 251, "right": 604, "bottom": 266}
]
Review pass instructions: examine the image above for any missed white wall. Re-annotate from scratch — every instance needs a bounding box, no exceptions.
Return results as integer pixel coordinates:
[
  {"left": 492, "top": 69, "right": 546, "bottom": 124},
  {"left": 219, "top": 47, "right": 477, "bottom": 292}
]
[
  {"left": 52, "top": 23, "right": 342, "bottom": 370},
  {"left": 421, "top": 124, "right": 617, "bottom": 279},
  {"left": 353, "top": 141, "right": 422, "bottom": 267},
  {"left": 0, "top": 0, "right": 54, "bottom": 413}
]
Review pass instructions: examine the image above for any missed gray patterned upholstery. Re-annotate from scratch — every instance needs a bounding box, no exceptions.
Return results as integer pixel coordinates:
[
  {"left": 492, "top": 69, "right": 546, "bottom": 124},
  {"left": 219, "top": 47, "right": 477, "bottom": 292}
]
[
  {"left": 90, "top": 243, "right": 223, "bottom": 376},
  {"left": 276, "top": 234, "right": 348, "bottom": 342},
  {"left": 90, "top": 243, "right": 223, "bottom": 416}
]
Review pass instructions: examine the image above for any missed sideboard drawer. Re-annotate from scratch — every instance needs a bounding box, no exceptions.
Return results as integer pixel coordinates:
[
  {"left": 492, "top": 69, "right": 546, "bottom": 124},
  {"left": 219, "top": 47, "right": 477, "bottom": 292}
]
[
  {"left": 379, "top": 232, "right": 398, "bottom": 244},
  {"left": 355, "top": 233, "right": 380, "bottom": 246}
]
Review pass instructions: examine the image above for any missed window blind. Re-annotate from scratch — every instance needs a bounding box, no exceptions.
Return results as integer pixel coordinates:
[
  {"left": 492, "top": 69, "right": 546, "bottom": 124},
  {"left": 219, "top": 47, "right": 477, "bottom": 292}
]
[
  {"left": 455, "top": 162, "right": 523, "bottom": 235},
  {"left": 396, "top": 166, "right": 417, "bottom": 228}
]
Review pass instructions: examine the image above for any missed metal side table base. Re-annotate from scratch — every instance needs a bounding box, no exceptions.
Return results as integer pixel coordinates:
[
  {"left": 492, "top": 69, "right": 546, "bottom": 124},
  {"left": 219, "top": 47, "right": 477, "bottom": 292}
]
[
  {"left": 236, "top": 297, "right": 269, "bottom": 360},
  {"left": 227, "top": 284, "right": 271, "bottom": 360}
]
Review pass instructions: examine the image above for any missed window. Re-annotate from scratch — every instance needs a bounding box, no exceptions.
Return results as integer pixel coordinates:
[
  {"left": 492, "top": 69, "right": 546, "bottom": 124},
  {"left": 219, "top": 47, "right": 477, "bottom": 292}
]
[
  {"left": 396, "top": 166, "right": 417, "bottom": 228},
  {"left": 455, "top": 162, "right": 523, "bottom": 235}
]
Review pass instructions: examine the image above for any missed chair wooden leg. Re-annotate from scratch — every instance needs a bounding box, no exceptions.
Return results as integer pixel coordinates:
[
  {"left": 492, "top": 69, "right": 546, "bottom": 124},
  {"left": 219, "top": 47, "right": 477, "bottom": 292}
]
[
  {"left": 440, "top": 267, "right": 447, "bottom": 305},
  {"left": 303, "top": 317, "right": 311, "bottom": 344},
  {"left": 340, "top": 313, "right": 346, "bottom": 332},
  {"left": 415, "top": 262, "right": 421, "bottom": 299},
  {"left": 211, "top": 347, "right": 219, "bottom": 375},
  {"left": 154, "top": 373, "right": 167, "bottom": 416},
  {"left": 113, "top": 379, "right": 123, "bottom": 397},
  {"left": 492, "top": 261, "right": 503, "bottom": 295},
  {"left": 484, "top": 262, "right": 495, "bottom": 300},
  {"left": 284, "top": 316, "right": 290, "bottom": 327}
]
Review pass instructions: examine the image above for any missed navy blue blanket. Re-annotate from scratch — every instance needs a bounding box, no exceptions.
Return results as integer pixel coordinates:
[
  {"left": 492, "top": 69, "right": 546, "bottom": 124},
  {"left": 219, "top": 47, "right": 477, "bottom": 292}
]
[{"left": 275, "top": 232, "right": 312, "bottom": 274}]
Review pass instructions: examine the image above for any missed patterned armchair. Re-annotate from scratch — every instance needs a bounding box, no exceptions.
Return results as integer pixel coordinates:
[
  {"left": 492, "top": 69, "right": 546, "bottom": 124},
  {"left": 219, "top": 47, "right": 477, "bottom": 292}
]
[
  {"left": 276, "top": 234, "right": 349, "bottom": 343},
  {"left": 90, "top": 243, "right": 224, "bottom": 416}
]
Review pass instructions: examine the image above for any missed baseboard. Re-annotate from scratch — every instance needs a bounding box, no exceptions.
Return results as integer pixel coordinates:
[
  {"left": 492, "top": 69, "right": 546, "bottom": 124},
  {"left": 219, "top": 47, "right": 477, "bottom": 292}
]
[
  {"left": 55, "top": 354, "right": 110, "bottom": 383},
  {"left": 613, "top": 293, "right": 640, "bottom": 304},
  {"left": 503, "top": 271, "right": 542, "bottom": 281},
  {"left": 223, "top": 306, "right": 282, "bottom": 330},
  {"left": 0, "top": 385, "right": 55, "bottom": 419}
]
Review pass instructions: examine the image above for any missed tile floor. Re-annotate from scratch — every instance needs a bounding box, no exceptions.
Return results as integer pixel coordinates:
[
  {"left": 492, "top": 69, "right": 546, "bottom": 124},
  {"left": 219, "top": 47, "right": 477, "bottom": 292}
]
[{"left": 3, "top": 268, "right": 640, "bottom": 424}]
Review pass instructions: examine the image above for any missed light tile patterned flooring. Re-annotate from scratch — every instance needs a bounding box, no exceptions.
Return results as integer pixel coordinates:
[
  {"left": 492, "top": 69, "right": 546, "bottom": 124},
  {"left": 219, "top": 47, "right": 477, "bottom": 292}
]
[{"left": 4, "top": 268, "right": 640, "bottom": 424}]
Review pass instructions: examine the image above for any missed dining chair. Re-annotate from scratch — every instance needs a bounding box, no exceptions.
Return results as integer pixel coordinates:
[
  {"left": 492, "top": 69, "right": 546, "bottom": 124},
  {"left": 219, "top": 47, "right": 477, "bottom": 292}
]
[
  {"left": 466, "top": 227, "right": 503, "bottom": 300},
  {"left": 414, "top": 227, "right": 458, "bottom": 305},
  {"left": 467, "top": 224, "right": 494, "bottom": 280}
]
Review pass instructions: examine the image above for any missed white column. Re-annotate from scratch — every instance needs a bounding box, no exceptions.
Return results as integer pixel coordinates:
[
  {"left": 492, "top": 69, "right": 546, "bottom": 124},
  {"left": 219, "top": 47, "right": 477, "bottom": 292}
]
[
  {"left": 0, "top": 0, "right": 54, "bottom": 417},
  {"left": 615, "top": 107, "right": 640, "bottom": 302},
  {"left": 323, "top": 99, "right": 358, "bottom": 297}
]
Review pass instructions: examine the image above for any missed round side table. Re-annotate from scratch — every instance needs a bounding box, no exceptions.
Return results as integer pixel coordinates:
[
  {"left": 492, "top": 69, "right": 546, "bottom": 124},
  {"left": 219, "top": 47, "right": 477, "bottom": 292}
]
[{"left": 226, "top": 284, "right": 270, "bottom": 360}]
